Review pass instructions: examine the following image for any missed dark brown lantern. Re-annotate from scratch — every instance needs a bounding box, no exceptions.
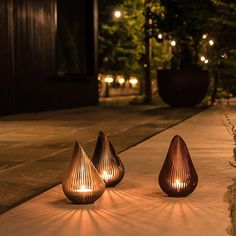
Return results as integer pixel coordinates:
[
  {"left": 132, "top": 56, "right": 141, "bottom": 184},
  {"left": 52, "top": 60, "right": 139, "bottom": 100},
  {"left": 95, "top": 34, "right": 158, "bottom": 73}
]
[
  {"left": 158, "top": 135, "right": 198, "bottom": 197},
  {"left": 92, "top": 131, "right": 125, "bottom": 187}
]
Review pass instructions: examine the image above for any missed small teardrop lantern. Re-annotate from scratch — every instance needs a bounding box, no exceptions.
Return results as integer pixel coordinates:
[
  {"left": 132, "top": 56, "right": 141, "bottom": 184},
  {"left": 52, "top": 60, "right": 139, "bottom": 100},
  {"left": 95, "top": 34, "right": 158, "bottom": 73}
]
[
  {"left": 92, "top": 131, "right": 125, "bottom": 187},
  {"left": 158, "top": 135, "right": 198, "bottom": 197},
  {"left": 62, "top": 141, "right": 105, "bottom": 204}
]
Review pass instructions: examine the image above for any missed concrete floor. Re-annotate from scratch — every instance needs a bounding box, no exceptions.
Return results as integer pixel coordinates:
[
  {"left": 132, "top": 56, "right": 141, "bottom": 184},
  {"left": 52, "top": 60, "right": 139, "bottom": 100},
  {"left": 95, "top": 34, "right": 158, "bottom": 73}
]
[{"left": 0, "top": 106, "right": 235, "bottom": 236}]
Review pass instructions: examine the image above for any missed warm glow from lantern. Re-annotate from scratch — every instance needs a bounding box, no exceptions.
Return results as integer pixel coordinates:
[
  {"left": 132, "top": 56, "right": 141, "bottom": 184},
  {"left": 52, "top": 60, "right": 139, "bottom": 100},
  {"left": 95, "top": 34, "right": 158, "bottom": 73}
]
[
  {"left": 92, "top": 131, "right": 125, "bottom": 187},
  {"left": 171, "top": 179, "right": 186, "bottom": 192},
  {"left": 62, "top": 141, "right": 105, "bottom": 204},
  {"left": 75, "top": 185, "right": 93, "bottom": 193},
  {"left": 101, "top": 171, "right": 114, "bottom": 181},
  {"left": 202, "top": 34, "right": 207, "bottom": 39},
  {"left": 204, "top": 59, "right": 209, "bottom": 64}
]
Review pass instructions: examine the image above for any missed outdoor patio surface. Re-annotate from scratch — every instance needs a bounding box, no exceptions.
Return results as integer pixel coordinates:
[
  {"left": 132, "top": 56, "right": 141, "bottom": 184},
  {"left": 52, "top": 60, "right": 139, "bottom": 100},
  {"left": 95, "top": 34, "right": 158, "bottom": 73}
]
[
  {"left": 0, "top": 104, "right": 203, "bottom": 214},
  {"left": 0, "top": 105, "right": 235, "bottom": 236}
]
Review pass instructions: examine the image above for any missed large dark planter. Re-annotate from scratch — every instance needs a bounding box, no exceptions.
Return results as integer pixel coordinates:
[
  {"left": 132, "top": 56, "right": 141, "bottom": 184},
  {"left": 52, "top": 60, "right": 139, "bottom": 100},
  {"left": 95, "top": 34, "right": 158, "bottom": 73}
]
[{"left": 157, "top": 69, "right": 209, "bottom": 107}]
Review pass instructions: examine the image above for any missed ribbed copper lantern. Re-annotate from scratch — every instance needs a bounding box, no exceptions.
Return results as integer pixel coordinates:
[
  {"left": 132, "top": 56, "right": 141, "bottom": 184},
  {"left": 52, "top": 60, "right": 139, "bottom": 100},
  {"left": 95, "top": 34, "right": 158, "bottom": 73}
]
[
  {"left": 158, "top": 135, "right": 198, "bottom": 197},
  {"left": 62, "top": 141, "right": 105, "bottom": 204},
  {"left": 92, "top": 131, "right": 125, "bottom": 187}
]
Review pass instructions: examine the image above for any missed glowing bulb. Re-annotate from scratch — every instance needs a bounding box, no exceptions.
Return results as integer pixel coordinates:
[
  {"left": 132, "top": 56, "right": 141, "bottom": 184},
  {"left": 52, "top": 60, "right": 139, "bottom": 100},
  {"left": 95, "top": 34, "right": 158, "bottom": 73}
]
[
  {"left": 200, "top": 56, "right": 205, "bottom": 61},
  {"left": 221, "top": 53, "right": 227, "bottom": 59},
  {"left": 114, "top": 10, "right": 121, "bottom": 18},
  {"left": 129, "top": 77, "right": 138, "bottom": 86},
  {"left": 204, "top": 59, "right": 209, "bottom": 64},
  {"left": 158, "top": 33, "right": 163, "bottom": 39},
  {"left": 209, "top": 40, "right": 214, "bottom": 46},
  {"left": 202, "top": 34, "right": 207, "bottom": 39},
  {"left": 117, "top": 76, "right": 125, "bottom": 85},
  {"left": 170, "top": 40, "right": 176, "bottom": 47},
  {"left": 104, "top": 76, "right": 114, "bottom": 84}
]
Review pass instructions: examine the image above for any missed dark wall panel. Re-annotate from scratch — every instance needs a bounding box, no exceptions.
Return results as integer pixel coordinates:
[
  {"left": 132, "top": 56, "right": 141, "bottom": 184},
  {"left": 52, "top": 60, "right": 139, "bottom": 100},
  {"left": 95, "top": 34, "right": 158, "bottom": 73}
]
[
  {"left": 13, "top": 0, "right": 56, "bottom": 111},
  {"left": 0, "top": 0, "right": 15, "bottom": 114},
  {"left": 0, "top": 0, "right": 98, "bottom": 115}
]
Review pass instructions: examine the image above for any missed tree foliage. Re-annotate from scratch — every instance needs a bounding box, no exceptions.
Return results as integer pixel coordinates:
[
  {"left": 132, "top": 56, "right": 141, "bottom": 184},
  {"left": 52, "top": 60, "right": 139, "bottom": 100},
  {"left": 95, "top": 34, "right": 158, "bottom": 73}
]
[
  {"left": 98, "top": 0, "right": 144, "bottom": 76},
  {"left": 206, "top": 0, "right": 236, "bottom": 95},
  {"left": 155, "top": 0, "right": 214, "bottom": 68},
  {"left": 98, "top": 0, "right": 236, "bottom": 96},
  {"left": 98, "top": 0, "right": 168, "bottom": 78}
]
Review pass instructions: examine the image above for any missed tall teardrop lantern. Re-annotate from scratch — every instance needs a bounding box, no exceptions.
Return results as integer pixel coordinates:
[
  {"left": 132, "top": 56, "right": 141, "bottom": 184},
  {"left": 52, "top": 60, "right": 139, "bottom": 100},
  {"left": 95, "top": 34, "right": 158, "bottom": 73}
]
[
  {"left": 158, "top": 135, "right": 198, "bottom": 197},
  {"left": 92, "top": 131, "right": 125, "bottom": 187},
  {"left": 62, "top": 141, "right": 105, "bottom": 204}
]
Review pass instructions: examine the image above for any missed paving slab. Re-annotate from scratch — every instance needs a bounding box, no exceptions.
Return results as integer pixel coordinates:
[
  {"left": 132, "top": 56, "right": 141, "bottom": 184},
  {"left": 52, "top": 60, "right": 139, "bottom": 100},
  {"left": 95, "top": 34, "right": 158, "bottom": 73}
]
[
  {"left": 0, "top": 105, "right": 205, "bottom": 214},
  {"left": 0, "top": 106, "right": 235, "bottom": 236}
]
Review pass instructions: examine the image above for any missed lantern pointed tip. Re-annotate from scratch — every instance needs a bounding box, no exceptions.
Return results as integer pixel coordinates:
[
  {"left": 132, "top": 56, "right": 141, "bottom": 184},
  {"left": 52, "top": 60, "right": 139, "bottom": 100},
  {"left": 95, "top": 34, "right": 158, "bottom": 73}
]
[
  {"left": 73, "top": 140, "right": 86, "bottom": 158},
  {"left": 74, "top": 140, "right": 81, "bottom": 149},
  {"left": 74, "top": 139, "right": 79, "bottom": 146},
  {"left": 173, "top": 134, "right": 181, "bottom": 139},
  {"left": 172, "top": 135, "right": 185, "bottom": 143},
  {"left": 98, "top": 130, "right": 104, "bottom": 136}
]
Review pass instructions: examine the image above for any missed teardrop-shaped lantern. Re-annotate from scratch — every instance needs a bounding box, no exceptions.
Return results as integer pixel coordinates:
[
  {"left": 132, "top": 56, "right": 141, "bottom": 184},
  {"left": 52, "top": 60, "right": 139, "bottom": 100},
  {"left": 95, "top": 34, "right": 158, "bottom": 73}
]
[
  {"left": 92, "top": 131, "right": 125, "bottom": 187},
  {"left": 158, "top": 135, "right": 198, "bottom": 197},
  {"left": 62, "top": 141, "right": 105, "bottom": 204}
]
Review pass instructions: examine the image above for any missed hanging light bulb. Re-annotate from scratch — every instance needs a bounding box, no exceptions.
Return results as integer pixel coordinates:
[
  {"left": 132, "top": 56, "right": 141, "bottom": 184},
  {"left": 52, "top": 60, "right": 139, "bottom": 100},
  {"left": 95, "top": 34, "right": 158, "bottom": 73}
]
[
  {"left": 62, "top": 141, "right": 105, "bottom": 204},
  {"left": 158, "top": 135, "right": 198, "bottom": 197},
  {"left": 92, "top": 131, "right": 125, "bottom": 187}
]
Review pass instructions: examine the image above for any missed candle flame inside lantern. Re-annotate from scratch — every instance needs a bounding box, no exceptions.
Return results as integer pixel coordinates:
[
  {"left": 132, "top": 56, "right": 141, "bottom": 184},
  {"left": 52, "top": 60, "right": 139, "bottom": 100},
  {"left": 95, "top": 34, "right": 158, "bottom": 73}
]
[
  {"left": 101, "top": 171, "right": 114, "bottom": 181},
  {"left": 171, "top": 179, "right": 186, "bottom": 192},
  {"left": 75, "top": 185, "right": 93, "bottom": 193}
]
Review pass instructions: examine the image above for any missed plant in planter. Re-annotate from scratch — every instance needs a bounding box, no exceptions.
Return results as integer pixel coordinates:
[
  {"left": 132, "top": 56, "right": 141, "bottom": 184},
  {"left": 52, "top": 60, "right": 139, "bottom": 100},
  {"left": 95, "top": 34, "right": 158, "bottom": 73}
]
[{"left": 152, "top": 0, "right": 214, "bottom": 106}]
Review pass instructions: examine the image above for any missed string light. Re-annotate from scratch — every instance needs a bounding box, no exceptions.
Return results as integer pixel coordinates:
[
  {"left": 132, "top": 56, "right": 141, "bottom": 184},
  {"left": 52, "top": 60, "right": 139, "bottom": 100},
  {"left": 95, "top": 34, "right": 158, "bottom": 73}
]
[
  {"left": 114, "top": 10, "right": 121, "bottom": 18},
  {"left": 200, "top": 56, "right": 206, "bottom": 61},
  {"left": 170, "top": 40, "right": 176, "bottom": 47},
  {"left": 157, "top": 33, "right": 163, "bottom": 39},
  {"left": 209, "top": 40, "right": 214, "bottom": 46}
]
